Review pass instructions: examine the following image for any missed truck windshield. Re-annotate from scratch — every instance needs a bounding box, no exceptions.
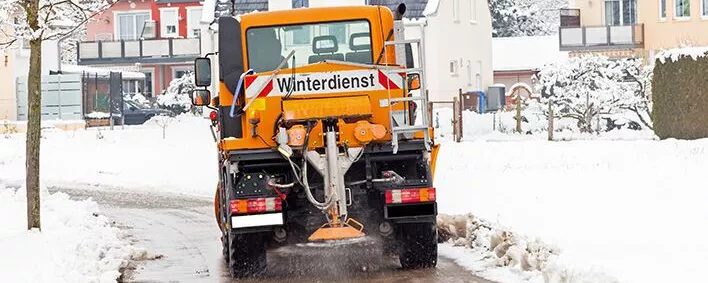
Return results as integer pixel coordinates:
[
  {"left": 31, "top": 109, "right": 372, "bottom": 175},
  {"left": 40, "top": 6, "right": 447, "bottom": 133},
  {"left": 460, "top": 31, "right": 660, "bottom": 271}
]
[{"left": 246, "top": 20, "right": 373, "bottom": 73}]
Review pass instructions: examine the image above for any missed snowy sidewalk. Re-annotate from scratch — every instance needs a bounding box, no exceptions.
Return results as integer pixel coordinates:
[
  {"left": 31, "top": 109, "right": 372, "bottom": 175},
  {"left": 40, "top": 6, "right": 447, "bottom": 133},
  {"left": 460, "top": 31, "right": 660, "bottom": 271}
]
[{"left": 0, "top": 185, "right": 134, "bottom": 283}]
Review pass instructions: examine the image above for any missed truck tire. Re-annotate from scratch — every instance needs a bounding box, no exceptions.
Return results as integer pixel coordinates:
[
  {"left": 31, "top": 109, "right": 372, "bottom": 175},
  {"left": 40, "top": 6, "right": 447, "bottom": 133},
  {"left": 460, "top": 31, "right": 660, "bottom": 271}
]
[
  {"left": 228, "top": 232, "right": 267, "bottom": 278},
  {"left": 398, "top": 222, "right": 438, "bottom": 269}
]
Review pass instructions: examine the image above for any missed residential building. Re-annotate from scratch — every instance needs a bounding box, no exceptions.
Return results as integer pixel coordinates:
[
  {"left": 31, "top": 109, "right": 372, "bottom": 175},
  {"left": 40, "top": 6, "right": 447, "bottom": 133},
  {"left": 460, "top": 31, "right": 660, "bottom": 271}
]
[
  {"left": 79, "top": 0, "right": 204, "bottom": 98},
  {"left": 560, "top": 0, "right": 708, "bottom": 62},
  {"left": 1, "top": 32, "right": 15, "bottom": 121},
  {"left": 200, "top": 0, "right": 494, "bottom": 103}
]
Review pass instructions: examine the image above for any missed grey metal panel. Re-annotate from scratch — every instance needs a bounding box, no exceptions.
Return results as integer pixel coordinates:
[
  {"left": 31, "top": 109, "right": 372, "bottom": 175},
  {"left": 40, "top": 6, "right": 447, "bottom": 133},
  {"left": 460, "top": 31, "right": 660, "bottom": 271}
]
[
  {"left": 124, "top": 41, "right": 141, "bottom": 57},
  {"left": 79, "top": 42, "right": 100, "bottom": 59},
  {"left": 142, "top": 39, "right": 170, "bottom": 57},
  {"left": 15, "top": 74, "right": 84, "bottom": 121},
  {"left": 172, "top": 38, "right": 201, "bottom": 55},
  {"left": 101, "top": 41, "right": 123, "bottom": 58}
]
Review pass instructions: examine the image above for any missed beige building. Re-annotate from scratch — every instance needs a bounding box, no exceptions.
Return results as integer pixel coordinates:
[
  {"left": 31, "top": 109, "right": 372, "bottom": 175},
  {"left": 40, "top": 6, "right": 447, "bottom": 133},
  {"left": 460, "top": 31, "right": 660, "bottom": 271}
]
[
  {"left": 560, "top": 0, "right": 708, "bottom": 62},
  {"left": 0, "top": 31, "right": 17, "bottom": 121}
]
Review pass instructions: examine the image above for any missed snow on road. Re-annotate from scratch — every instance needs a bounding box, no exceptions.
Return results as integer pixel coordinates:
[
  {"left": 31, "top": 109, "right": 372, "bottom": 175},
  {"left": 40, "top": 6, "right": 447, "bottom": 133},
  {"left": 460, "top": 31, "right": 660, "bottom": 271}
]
[
  {"left": 0, "top": 185, "right": 134, "bottom": 283},
  {"left": 1, "top": 113, "right": 706, "bottom": 283}
]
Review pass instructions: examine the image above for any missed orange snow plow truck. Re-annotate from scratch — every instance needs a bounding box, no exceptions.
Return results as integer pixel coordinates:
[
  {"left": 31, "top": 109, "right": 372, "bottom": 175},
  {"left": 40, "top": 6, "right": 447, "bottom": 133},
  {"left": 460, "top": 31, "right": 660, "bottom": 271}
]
[{"left": 192, "top": 3, "right": 441, "bottom": 278}]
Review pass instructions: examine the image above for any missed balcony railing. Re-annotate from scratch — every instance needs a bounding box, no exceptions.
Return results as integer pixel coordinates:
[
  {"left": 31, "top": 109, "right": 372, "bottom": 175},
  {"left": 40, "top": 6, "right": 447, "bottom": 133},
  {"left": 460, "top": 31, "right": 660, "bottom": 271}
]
[
  {"left": 77, "top": 37, "right": 201, "bottom": 65},
  {"left": 559, "top": 24, "right": 644, "bottom": 51}
]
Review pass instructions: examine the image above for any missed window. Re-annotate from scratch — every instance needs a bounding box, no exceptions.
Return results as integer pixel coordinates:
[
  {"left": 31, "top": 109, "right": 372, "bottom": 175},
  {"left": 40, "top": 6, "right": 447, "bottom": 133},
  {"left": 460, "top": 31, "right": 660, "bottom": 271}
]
[
  {"left": 328, "top": 23, "right": 347, "bottom": 44},
  {"left": 659, "top": 0, "right": 666, "bottom": 20},
  {"left": 291, "top": 26, "right": 311, "bottom": 45},
  {"left": 160, "top": 8, "right": 179, "bottom": 38},
  {"left": 186, "top": 7, "right": 203, "bottom": 38},
  {"left": 604, "top": 0, "right": 637, "bottom": 25},
  {"left": 115, "top": 11, "right": 151, "bottom": 40},
  {"left": 140, "top": 68, "right": 154, "bottom": 98},
  {"left": 246, "top": 20, "right": 372, "bottom": 72},
  {"left": 702, "top": 0, "right": 708, "bottom": 17},
  {"left": 173, "top": 66, "right": 192, "bottom": 80},
  {"left": 292, "top": 0, "right": 309, "bottom": 8},
  {"left": 470, "top": 0, "right": 477, "bottom": 23},
  {"left": 675, "top": 0, "right": 690, "bottom": 19},
  {"left": 449, "top": 61, "right": 458, "bottom": 76}
]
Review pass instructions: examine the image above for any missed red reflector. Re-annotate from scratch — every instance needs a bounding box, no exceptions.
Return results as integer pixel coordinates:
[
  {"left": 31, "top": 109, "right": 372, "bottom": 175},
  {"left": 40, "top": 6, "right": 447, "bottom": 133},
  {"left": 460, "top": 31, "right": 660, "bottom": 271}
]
[
  {"left": 209, "top": 111, "right": 218, "bottom": 121},
  {"left": 230, "top": 197, "right": 282, "bottom": 214},
  {"left": 385, "top": 188, "right": 436, "bottom": 204}
]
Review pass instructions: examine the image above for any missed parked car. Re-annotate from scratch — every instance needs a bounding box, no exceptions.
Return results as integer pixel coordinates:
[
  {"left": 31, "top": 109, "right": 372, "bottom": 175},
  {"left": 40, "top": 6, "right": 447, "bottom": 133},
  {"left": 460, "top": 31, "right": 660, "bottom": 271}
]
[{"left": 121, "top": 100, "right": 173, "bottom": 125}]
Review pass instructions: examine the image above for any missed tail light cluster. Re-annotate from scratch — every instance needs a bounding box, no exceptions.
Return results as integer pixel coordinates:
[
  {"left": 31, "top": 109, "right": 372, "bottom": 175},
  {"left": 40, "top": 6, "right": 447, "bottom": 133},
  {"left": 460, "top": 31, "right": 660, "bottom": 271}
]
[
  {"left": 385, "top": 188, "right": 436, "bottom": 204},
  {"left": 230, "top": 197, "right": 282, "bottom": 214}
]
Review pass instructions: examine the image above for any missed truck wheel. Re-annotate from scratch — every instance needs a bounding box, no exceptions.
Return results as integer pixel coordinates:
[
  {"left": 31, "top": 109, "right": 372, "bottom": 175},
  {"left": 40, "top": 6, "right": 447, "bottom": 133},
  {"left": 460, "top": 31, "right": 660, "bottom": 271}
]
[
  {"left": 398, "top": 223, "right": 438, "bottom": 269},
  {"left": 228, "top": 232, "right": 267, "bottom": 278},
  {"left": 221, "top": 233, "right": 229, "bottom": 263}
]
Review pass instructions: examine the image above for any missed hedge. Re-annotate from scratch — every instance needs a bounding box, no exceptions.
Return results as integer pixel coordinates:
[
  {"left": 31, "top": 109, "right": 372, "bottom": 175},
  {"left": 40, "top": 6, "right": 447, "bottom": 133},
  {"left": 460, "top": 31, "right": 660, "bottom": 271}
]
[{"left": 652, "top": 52, "right": 708, "bottom": 140}]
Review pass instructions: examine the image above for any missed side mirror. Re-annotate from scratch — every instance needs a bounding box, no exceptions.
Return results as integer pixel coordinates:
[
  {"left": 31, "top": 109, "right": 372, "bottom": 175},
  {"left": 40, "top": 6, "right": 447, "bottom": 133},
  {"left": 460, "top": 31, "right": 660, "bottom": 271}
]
[
  {"left": 407, "top": 73, "right": 421, "bottom": 91},
  {"left": 130, "top": 106, "right": 137, "bottom": 111},
  {"left": 194, "top": 57, "right": 212, "bottom": 87},
  {"left": 191, "top": 89, "right": 211, "bottom": 106}
]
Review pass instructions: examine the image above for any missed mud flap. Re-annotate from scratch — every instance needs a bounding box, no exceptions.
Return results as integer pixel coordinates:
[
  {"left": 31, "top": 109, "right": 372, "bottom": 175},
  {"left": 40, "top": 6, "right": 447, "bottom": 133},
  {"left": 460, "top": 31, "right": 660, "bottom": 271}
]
[{"left": 430, "top": 143, "right": 441, "bottom": 179}]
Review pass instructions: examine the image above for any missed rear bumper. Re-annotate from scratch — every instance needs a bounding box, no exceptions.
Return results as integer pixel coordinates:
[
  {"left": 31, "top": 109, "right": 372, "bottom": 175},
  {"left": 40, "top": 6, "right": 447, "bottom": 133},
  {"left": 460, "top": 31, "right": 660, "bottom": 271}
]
[{"left": 231, "top": 212, "right": 283, "bottom": 229}]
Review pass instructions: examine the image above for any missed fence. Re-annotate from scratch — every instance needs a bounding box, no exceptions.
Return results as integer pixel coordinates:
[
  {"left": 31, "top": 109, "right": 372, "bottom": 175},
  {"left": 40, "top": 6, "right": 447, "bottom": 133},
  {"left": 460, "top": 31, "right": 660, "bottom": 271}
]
[{"left": 16, "top": 74, "right": 83, "bottom": 121}]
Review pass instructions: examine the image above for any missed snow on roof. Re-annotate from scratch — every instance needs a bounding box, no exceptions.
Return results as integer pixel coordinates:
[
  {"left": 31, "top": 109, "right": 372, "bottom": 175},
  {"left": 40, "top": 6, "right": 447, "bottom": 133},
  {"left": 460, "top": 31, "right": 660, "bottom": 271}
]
[
  {"left": 59, "top": 65, "right": 146, "bottom": 80},
  {"left": 656, "top": 45, "right": 708, "bottom": 64},
  {"left": 492, "top": 35, "right": 569, "bottom": 72}
]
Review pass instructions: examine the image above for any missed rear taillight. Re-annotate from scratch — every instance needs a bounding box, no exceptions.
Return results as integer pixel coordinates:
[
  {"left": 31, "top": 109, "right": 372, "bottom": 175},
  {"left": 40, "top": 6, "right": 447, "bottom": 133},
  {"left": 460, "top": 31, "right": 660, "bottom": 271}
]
[
  {"left": 230, "top": 197, "right": 282, "bottom": 214},
  {"left": 385, "top": 188, "right": 436, "bottom": 204}
]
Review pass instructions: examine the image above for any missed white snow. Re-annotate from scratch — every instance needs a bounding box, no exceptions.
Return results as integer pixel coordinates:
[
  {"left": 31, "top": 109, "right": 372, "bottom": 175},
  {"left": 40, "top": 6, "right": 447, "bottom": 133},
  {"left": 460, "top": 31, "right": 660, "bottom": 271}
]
[
  {"left": 1, "top": 110, "right": 705, "bottom": 283},
  {"left": 0, "top": 114, "right": 218, "bottom": 198},
  {"left": 656, "top": 45, "right": 708, "bottom": 63},
  {"left": 435, "top": 138, "right": 708, "bottom": 283},
  {"left": 0, "top": 185, "right": 133, "bottom": 283}
]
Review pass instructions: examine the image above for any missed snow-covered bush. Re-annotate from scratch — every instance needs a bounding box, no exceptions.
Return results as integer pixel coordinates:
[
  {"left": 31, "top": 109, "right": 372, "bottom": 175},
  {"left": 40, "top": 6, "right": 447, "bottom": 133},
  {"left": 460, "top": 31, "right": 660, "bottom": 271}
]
[
  {"left": 536, "top": 55, "right": 652, "bottom": 133},
  {"left": 489, "top": 0, "right": 568, "bottom": 37},
  {"left": 157, "top": 71, "right": 195, "bottom": 115}
]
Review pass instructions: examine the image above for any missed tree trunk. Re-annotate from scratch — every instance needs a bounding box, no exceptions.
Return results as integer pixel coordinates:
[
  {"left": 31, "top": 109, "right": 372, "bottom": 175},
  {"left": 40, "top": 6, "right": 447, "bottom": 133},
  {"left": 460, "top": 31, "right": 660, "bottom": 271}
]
[
  {"left": 26, "top": 0, "right": 42, "bottom": 230},
  {"left": 547, "top": 102, "right": 554, "bottom": 141},
  {"left": 515, "top": 96, "right": 522, "bottom": 134}
]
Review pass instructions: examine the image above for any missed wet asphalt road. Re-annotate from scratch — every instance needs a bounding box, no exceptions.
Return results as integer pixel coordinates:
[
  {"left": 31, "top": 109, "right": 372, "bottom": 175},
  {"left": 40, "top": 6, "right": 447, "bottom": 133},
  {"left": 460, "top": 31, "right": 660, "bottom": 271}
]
[{"left": 50, "top": 187, "right": 496, "bottom": 283}]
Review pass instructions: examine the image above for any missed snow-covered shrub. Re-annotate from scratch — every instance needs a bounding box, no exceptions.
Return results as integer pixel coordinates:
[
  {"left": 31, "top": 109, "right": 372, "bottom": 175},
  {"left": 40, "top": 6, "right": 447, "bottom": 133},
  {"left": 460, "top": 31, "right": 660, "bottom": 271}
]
[
  {"left": 157, "top": 71, "right": 195, "bottom": 115},
  {"left": 536, "top": 55, "right": 651, "bottom": 133},
  {"left": 652, "top": 46, "right": 708, "bottom": 139},
  {"left": 489, "top": 0, "right": 568, "bottom": 37}
]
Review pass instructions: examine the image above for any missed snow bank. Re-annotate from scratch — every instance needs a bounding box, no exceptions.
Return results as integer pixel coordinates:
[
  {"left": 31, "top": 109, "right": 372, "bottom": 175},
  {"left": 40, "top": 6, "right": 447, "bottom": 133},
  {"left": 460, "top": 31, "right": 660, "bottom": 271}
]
[
  {"left": 0, "top": 114, "right": 218, "bottom": 198},
  {"left": 0, "top": 185, "right": 133, "bottom": 283},
  {"left": 435, "top": 138, "right": 708, "bottom": 283},
  {"left": 656, "top": 45, "right": 708, "bottom": 63}
]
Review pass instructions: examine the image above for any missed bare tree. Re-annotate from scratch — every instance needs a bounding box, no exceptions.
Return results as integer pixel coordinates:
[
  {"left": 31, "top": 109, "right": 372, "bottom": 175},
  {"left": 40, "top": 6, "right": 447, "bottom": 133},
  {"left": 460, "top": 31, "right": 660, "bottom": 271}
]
[{"left": 0, "top": 0, "right": 114, "bottom": 230}]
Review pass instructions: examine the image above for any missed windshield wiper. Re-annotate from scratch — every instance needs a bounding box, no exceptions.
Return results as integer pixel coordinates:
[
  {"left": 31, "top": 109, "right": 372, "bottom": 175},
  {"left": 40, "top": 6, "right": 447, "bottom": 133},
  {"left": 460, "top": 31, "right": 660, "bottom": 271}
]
[{"left": 234, "top": 49, "right": 296, "bottom": 117}]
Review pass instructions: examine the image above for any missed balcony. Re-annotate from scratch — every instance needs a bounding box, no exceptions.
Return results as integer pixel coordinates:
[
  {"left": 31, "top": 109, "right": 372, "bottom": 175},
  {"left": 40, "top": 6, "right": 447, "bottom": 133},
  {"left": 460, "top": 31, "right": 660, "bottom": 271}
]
[
  {"left": 77, "top": 37, "right": 201, "bottom": 65},
  {"left": 559, "top": 24, "right": 644, "bottom": 51}
]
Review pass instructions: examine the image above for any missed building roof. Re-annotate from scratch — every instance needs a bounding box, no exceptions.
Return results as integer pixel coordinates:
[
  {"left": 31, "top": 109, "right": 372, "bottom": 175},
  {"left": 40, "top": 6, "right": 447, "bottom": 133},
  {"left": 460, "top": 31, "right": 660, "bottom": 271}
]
[
  {"left": 367, "top": 0, "right": 434, "bottom": 19},
  {"left": 492, "top": 35, "right": 569, "bottom": 72}
]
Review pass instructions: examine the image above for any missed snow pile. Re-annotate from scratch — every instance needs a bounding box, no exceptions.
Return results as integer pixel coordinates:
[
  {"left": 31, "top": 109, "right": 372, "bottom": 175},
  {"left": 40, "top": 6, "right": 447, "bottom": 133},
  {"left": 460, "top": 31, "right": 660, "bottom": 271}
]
[
  {"left": 656, "top": 45, "right": 708, "bottom": 63},
  {"left": 438, "top": 213, "right": 621, "bottom": 283},
  {"left": 435, "top": 139, "right": 708, "bottom": 283},
  {"left": 0, "top": 185, "right": 133, "bottom": 283}
]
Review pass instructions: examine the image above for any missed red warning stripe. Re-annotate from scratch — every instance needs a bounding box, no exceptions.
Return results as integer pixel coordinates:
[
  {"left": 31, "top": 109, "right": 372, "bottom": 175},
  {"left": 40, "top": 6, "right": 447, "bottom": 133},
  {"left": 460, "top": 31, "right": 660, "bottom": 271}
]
[
  {"left": 257, "top": 80, "right": 273, "bottom": 98},
  {"left": 378, "top": 70, "right": 401, "bottom": 90}
]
